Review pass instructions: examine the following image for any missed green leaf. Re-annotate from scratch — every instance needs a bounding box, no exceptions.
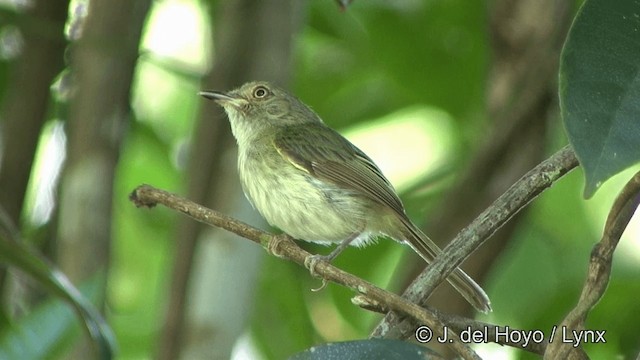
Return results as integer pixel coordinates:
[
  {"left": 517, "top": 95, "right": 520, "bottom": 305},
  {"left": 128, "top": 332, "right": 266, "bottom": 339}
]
[
  {"left": 559, "top": 0, "right": 640, "bottom": 198},
  {"left": 0, "top": 211, "right": 116, "bottom": 359},
  {"left": 288, "top": 339, "right": 441, "bottom": 360},
  {"left": 0, "top": 275, "right": 105, "bottom": 359}
]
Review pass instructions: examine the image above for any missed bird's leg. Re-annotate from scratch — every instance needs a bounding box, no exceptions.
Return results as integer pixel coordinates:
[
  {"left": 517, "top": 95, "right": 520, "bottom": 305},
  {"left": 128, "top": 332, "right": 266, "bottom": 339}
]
[
  {"left": 324, "top": 232, "right": 361, "bottom": 262},
  {"left": 304, "top": 232, "right": 360, "bottom": 291}
]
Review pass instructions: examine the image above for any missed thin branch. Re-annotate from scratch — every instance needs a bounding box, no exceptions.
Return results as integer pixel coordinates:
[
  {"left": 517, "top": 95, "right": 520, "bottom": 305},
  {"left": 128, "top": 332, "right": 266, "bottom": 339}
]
[
  {"left": 420, "top": 146, "right": 579, "bottom": 300},
  {"left": 544, "top": 170, "right": 640, "bottom": 359},
  {"left": 372, "top": 145, "right": 579, "bottom": 337},
  {"left": 129, "top": 185, "right": 481, "bottom": 360}
]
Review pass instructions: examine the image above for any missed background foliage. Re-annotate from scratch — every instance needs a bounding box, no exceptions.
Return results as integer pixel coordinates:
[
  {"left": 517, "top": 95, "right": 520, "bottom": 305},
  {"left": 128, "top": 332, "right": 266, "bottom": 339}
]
[{"left": 0, "top": 0, "right": 638, "bottom": 359}]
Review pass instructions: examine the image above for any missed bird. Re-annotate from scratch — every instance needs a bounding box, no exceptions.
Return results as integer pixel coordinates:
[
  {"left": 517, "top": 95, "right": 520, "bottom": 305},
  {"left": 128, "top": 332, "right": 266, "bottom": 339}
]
[{"left": 199, "top": 81, "right": 491, "bottom": 312}]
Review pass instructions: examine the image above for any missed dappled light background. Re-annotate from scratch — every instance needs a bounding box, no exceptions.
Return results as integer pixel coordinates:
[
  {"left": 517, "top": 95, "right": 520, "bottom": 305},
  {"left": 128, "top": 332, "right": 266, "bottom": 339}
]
[{"left": 1, "top": 0, "right": 639, "bottom": 359}]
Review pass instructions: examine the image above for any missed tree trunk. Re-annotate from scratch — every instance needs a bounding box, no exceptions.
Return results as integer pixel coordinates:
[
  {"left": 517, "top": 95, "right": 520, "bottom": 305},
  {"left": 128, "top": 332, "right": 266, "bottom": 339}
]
[
  {"left": 57, "top": 0, "right": 151, "bottom": 356},
  {"left": 0, "top": 0, "right": 69, "bottom": 307}
]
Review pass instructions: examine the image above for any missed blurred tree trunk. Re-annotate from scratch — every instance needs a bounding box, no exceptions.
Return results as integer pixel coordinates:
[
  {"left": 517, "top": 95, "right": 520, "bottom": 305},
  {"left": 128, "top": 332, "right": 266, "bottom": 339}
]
[
  {"left": 0, "top": 0, "right": 69, "bottom": 307},
  {"left": 158, "top": 1, "right": 303, "bottom": 359},
  {"left": 57, "top": 0, "right": 151, "bottom": 356}
]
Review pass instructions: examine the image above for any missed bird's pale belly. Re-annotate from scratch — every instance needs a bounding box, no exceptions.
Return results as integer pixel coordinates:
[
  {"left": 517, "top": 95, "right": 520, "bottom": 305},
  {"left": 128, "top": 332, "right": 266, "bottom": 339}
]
[{"left": 238, "top": 155, "right": 370, "bottom": 244}]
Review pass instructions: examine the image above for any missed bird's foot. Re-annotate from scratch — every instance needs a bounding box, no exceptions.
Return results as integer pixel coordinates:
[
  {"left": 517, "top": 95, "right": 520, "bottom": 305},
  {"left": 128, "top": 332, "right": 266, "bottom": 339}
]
[
  {"left": 304, "top": 254, "right": 334, "bottom": 292},
  {"left": 267, "top": 234, "right": 290, "bottom": 258}
]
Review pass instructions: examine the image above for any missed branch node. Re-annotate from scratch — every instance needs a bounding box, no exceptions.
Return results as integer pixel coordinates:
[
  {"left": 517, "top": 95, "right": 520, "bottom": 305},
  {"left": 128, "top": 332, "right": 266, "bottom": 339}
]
[{"left": 352, "top": 295, "right": 387, "bottom": 314}]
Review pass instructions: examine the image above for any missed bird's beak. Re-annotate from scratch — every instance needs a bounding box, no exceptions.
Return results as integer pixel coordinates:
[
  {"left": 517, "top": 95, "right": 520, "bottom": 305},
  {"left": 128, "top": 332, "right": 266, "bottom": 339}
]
[
  {"left": 199, "top": 90, "right": 246, "bottom": 109},
  {"left": 198, "top": 90, "right": 232, "bottom": 101}
]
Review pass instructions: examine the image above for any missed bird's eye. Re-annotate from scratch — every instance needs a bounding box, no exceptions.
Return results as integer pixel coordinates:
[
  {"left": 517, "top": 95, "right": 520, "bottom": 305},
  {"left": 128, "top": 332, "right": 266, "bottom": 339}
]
[{"left": 253, "top": 86, "right": 269, "bottom": 99}]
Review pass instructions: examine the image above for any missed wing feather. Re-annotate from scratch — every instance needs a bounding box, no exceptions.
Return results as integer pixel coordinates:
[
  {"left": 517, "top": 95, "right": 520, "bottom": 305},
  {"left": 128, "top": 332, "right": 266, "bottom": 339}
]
[{"left": 273, "top": 124, "right": 406, "bottom": 217}]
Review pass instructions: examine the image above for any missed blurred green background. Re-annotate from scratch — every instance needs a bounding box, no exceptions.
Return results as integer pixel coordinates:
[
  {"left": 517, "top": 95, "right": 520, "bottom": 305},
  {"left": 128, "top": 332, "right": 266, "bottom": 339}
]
[{"left": 0, "top": 0, "right": 639, "bottom": 359}]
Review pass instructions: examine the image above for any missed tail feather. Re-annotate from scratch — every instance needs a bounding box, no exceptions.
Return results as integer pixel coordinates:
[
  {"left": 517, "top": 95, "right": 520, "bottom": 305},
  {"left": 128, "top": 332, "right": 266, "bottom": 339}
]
[{"left": 399, "top": 217, "right": 492, "bottom": 313}]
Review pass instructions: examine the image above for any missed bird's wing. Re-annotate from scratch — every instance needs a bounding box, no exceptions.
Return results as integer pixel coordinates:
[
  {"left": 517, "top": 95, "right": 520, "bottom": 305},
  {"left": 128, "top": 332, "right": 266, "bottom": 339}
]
[{"left": 273, "top": 124, "right": 406, "bottom": 216}]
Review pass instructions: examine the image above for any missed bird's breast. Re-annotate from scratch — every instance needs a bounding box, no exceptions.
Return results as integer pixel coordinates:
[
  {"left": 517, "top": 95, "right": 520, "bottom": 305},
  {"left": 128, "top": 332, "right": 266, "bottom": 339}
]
[{"left": 236, "top": 147, "right": 368, "bottom": 243}]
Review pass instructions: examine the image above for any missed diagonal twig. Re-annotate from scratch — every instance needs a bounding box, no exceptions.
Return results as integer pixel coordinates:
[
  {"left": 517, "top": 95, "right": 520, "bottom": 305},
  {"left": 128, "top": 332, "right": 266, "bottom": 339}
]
[
  {"left": 372, "top": 146, "right": 579, "bottom": 338},
  {"left": 544, "top": 170, "right": 640, "bottom": 359}
]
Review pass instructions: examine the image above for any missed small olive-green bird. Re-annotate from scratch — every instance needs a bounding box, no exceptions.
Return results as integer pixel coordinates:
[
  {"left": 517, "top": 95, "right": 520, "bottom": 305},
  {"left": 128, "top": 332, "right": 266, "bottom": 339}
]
[{"left": 200, "top": 81, "right": 491, "bottom": 313}]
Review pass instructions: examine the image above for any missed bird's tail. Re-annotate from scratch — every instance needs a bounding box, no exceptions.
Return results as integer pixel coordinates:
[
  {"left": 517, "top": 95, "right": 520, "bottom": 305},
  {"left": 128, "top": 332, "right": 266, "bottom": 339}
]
[{"left": 399, "top": 217, "right": 492, "bottom": 313}]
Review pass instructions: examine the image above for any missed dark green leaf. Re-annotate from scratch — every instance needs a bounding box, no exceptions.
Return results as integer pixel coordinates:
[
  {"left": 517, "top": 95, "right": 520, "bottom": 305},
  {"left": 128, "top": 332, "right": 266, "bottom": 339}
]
[
  {"left": 0, "top": 275, "right": 105, "bottom": 359},
  {"left": 0, "top": 211, "right": 116, "bottom": 359},
  {"left": 559, "top": 0, "right": 640, "bottom": 197}
]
